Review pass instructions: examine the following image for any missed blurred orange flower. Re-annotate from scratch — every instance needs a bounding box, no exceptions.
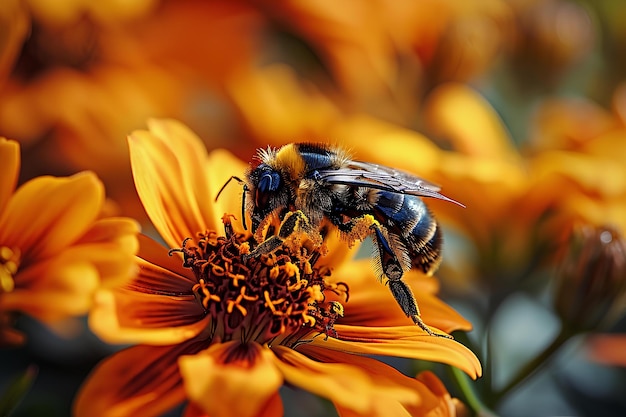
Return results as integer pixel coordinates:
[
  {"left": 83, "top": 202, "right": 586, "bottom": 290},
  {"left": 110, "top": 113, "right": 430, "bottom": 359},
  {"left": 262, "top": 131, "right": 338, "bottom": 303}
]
[
  {"left": 0, "top": 0, "right": 265, "bottom": 218},
  {"left": 416, "top": 83, "right": 626, "bottom": 291},
  {"left": 74, "top": 119, "right": 481, "bottom": 417},
  {"left": 588, "top": 334, "right": 626, "bottom": 368},
  {"left": 0, "top": 138, "right": 139, "bottom": 345}
]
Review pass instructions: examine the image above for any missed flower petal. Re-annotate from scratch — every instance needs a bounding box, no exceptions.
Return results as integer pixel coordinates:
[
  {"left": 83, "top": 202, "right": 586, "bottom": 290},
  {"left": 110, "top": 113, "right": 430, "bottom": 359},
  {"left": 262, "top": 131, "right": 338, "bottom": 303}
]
[
  {"left": 424, "top": 83, "right": 519, "bottom": 161},
  {"left": 307, "top": 326, "right": 482, "bottom": 379},
  {"left": 0, "top": 138, "right": 19, "bottom": 214},
  {"left": 205, "top": 148, "right": 250, "bottom": 233},
  {"left": 179, "top": 341, "right": 283, "bottom": 417},
  {"left": 88, "top": 289, "right": 209, "bottom": 345},
  {"left": 416, "top": 371, "right": 463, "bottom": 417},
  {"left": 128, "top": 119, "right": 213, "bottom": 248},
  {"left": 0, "top": 171, "right": 103, "bottom": 260},
  {"left": 2, "top": 256, "right": 99, "bottom": 322},
  {"left": 74, "top": 341, "right": 205, "bottom": 417},
  {"left": 333, "top": 260, "right": 472, "bottom": 332},
  {"left": 300, "top": 345, "right": 445, "bottom": 417},
  {"left": 128, "top": 119, "right": 249, "bottom": 248},
  {"left": 134, "top": 234, "right": 197, "bottom": 294},
  {"left": 67, "top": 217, "right": 140, "bottom": 287},
  {"left": 182, "top": 391, "right": 282, "bottom": 417},
  {"left": 587, "top": 334, "right": 626, "bottom": 367},
  {"left": 273, "top": 345, "right": 420, "bottom": 415}
]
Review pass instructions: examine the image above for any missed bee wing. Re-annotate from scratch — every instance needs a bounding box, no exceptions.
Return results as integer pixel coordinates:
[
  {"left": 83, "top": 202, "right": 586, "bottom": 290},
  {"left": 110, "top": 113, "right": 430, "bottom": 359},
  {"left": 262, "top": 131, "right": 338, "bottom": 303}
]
[{"left": 316, "top": 160, "right": 465, "bottom": 207}]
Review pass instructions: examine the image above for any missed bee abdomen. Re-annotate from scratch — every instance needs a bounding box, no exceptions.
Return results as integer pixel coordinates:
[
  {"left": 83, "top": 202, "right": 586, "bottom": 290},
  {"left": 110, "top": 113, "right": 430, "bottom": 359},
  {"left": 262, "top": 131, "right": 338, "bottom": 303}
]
[
  {"left": 376, "top": 191, "right": 442, "bottom": 275},
  {"left": 409, "top": 225, "right": 443, "bottom": 275}
]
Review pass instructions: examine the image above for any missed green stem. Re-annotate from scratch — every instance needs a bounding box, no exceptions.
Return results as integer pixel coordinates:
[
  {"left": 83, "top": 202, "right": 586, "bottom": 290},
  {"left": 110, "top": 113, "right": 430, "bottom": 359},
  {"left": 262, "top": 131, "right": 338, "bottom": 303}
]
[
  {"left": 449, "top": 366, "right": 498, "bottom": 417},
  {"left": 488, "top": 326, "right": 572, "bottom": 407}
]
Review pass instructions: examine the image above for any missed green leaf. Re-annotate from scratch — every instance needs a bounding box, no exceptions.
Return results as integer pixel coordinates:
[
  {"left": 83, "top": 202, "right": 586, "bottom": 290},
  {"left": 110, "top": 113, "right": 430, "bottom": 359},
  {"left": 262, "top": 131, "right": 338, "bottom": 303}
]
[{"left": 0, "top": 365, "right": 38, "bottom": 417}]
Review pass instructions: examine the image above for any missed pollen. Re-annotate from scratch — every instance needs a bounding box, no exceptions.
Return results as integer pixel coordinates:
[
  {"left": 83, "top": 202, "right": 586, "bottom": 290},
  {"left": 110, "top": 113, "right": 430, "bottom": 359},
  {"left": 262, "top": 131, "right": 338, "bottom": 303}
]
[
  {"left": 171, "top": 217, "right": 349, "bottom": 346},
  {"left": 345, "top": 214, "right": 380, "bottom": 248},
  {"left": 0, "top": 246, "right": 20, "bottom": 294}
]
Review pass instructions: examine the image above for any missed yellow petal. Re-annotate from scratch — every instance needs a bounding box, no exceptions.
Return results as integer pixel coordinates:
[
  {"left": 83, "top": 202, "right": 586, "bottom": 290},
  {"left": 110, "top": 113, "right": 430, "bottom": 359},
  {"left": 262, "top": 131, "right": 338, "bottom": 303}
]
[
  {"left": 0, "top": 0, "right": 29, "bottom": 84},
  {"left": 301, "top": 345, "right": 444, "bottom": 417},
  {"left": 88, "top": 289, "right": 209, "bottom": 345},
  {"left": 0, "top": 171, "right": 103, "bottom": 260},
  {"left": 128, "top": 119, "right": 213, "bottom": 248},
  {"left": 273, "top": 346, "right": 420, "bottom": 415},
  {"left": 308, "top": 326, "right": 482, "bottom": 379},
  {"left": 333, "top": 260, "right": 472, "bottom": 332},
  {"left": 74, "top": 343, "right": 192, "bottom": 417},
  {"left": 3, "top": 258, "right": 98, "bottom": 322},
  {"left": 179, "top": 342, "right": 283, "bottom": 417},
  {"left": 136, "top": 234, "right": 195, "bottom": 285},
  {"left": 330, "top": 115, "right": 443, "bottom": 177},
  {"left": 67, "top": 217, "right": 140, "bottom": 287},
  {"left": 416, "top": 371, "right": 460, "bottom": 417},
  {"left": 205, "top": 148, "right": 250, "bottom": 233},
  {"left": 424, "top": 83, "right": 519, "bottom": 161},
  {"left": 0, "top": 138, "right": 19, "bottom": 213}
]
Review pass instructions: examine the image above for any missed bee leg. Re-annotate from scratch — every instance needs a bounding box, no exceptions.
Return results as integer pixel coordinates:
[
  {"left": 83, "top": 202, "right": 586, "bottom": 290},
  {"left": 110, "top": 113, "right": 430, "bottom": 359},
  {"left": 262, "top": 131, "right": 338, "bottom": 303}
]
[
  {"left": 373, "top": 227, "right": 452, "bottom": 339},
  {"left": 387, "top": 280, "right": 451, "bottom": 338},
  {"left": 244, "top": 210, "right": 309, "bottom": 260}
]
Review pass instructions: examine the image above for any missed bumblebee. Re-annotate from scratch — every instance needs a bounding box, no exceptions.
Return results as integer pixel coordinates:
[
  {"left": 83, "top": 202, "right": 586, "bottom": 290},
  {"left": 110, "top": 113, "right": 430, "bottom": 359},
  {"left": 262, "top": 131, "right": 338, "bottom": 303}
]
[{"left": 219, "top": 143, "right": 462, "bottom": 336}]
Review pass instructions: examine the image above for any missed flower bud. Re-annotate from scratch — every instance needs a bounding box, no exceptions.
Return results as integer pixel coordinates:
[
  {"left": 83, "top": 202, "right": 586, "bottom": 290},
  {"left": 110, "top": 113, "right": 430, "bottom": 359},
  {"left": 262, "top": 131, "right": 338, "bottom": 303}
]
[{"left": 554, "top": 225, "right": 626, "bottom": 332}]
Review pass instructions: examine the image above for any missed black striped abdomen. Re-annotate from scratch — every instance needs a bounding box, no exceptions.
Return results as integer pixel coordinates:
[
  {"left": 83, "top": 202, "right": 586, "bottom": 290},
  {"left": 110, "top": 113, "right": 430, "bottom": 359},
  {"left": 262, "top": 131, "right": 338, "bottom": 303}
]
[{"left": 376, "top": 191, "right": 443, "bottom": 275}]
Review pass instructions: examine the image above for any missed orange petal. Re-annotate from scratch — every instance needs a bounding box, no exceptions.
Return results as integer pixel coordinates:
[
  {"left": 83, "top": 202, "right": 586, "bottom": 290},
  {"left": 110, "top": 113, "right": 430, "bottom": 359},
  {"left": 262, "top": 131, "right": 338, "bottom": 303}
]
[
  {"left": 182, "top": 392, "right": 283, "bottom": 417},
  {"left": 128, "top": 119, "right": 214, "bottom": 248},
  {"left": 0, "top": 138, "right": 19, "bottom": 213},
  {"left": 77, "top": 217, "right": 140, "bottom": 249},
  {"left": 205, "top": 148, "right": 250, "bottom": 233},
  {"left": 134, "top": 234, "right": 197, "bottom": 294},
  {"left": 67, "top": 217, "right": 140, "bottom": 287},
  {"left": 0, "top": 0, "right": 29, "bottom": 83},
  {"left": 416, "top": 371, "right": 460, "bottom": 417},
  {"left": 179, "top": 341, "right": 283, "bottom": 417},
  {"left": 300, "top": 345, "right": 444, "bottom": 416},
  {"left": 273, "top": 345, "right": 421, "bottom": 415},
  {"left": 137, "top": 235, "right": 196, "bottom": 285},
  {"left": 0, "top": 171, "right": 103, "bottom": 260},
  {"left": 330, "top": 115, "right": 443, "bottom": 177},
  {"left": 308, "top": 326, "right": 482, "bottom": 379},
  {"left": 88, "top": 289, "right": 209, "bottom": 345},
  {"left": 424, "top": 83, "right": 519, "bottom": 161},
  {"left": 74, "top": 342, "right": 204, "bottom": 417},
  {"left": 110, "top": 287, "right": 204, "bottom": 328},
  {"left": 587, "top": 334, "right": 626, "bottom": 367},
  {"left": 333, "top": 260, "right": 472, "bottom": 332},
  {"left": 3, "top": 256, "right": 99, "bottom": 322}
]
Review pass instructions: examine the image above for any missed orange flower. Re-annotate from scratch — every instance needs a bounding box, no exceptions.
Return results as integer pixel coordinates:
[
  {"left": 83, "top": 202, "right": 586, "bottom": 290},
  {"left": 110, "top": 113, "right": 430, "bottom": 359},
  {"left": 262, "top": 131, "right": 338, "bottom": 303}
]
[
  {"left": 0, "top": 138, "right": 139, "bottom": 345},
  {"left": 417, "top": 371, "right": 469, "bottom": 417},
  {"left": 0, "top": 0, "right": 264, "bottom": 218},
  {"left": 74, "top": 119, "right": 481, "bottom": 417},
  {"left": 417, "top": 83, "right": 626, "bottom": 291},
  {"left": 587, "top": 334, "right": 626, "bottom": 368}
]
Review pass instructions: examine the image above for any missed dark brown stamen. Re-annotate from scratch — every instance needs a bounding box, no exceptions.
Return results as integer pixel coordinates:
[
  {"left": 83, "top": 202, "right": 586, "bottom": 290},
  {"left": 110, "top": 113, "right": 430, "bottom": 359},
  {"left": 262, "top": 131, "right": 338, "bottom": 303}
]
[{"left": 170, "top": 220, "right": 348, "bottom": 347}]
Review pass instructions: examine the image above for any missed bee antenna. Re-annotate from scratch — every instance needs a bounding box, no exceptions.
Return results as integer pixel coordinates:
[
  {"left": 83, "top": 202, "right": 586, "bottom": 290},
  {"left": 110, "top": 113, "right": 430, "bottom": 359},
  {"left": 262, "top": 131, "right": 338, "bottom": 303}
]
[
  {"left": 215, "top": 176, "right": 249, "bottom": 230},
  {"left": 215, "top": 176, "right": 244, "bottom": 201}
]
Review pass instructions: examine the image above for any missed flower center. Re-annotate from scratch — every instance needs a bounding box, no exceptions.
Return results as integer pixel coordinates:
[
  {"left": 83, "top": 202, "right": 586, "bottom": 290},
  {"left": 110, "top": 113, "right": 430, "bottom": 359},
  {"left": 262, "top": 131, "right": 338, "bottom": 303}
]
[
  {"left": 0, "top": 246, "right": 20, "bottom": 294},
  {"left": 171, "top": 220, "right": 349, "bottom": 346}
]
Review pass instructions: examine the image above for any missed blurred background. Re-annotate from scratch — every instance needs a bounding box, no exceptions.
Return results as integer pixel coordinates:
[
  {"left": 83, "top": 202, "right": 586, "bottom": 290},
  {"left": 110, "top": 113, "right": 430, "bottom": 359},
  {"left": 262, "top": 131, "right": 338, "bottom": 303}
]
[{"left": 1, "top": 0, "right": 626, "bottom": 416}]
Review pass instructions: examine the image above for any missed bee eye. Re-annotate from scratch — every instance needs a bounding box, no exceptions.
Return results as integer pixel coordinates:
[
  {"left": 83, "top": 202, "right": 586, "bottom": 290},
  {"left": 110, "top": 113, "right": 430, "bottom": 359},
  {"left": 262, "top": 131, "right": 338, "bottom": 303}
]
[
  {"left": 258, "top": 171, "right": 280, "bottom": 193},
  {"left": 255, "top": 169, "right": 281, "bottom": 208}
]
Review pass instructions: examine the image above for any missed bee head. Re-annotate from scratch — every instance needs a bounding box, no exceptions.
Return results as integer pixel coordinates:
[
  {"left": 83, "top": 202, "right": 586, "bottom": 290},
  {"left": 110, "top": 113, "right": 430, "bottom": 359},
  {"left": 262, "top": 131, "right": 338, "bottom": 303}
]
[{"left": 248, "top": 163, "right": 292, "bottom": 231}]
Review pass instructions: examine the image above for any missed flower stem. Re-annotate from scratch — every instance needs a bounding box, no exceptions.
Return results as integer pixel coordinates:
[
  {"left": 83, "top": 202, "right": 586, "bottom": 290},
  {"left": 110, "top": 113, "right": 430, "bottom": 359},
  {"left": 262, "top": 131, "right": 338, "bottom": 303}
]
[
  {"left": 488, "top": 326, "right": 572, "bottom": 407},
  {"left": 449, "top": 366, "right": 498, "bottom": 417}
]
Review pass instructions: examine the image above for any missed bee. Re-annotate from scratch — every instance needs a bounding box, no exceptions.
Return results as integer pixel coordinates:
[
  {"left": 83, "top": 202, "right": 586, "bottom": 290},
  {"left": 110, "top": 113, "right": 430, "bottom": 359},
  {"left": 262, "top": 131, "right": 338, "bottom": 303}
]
[{"left": 218, "top": 143, "right": 462, "bottom": 336}]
